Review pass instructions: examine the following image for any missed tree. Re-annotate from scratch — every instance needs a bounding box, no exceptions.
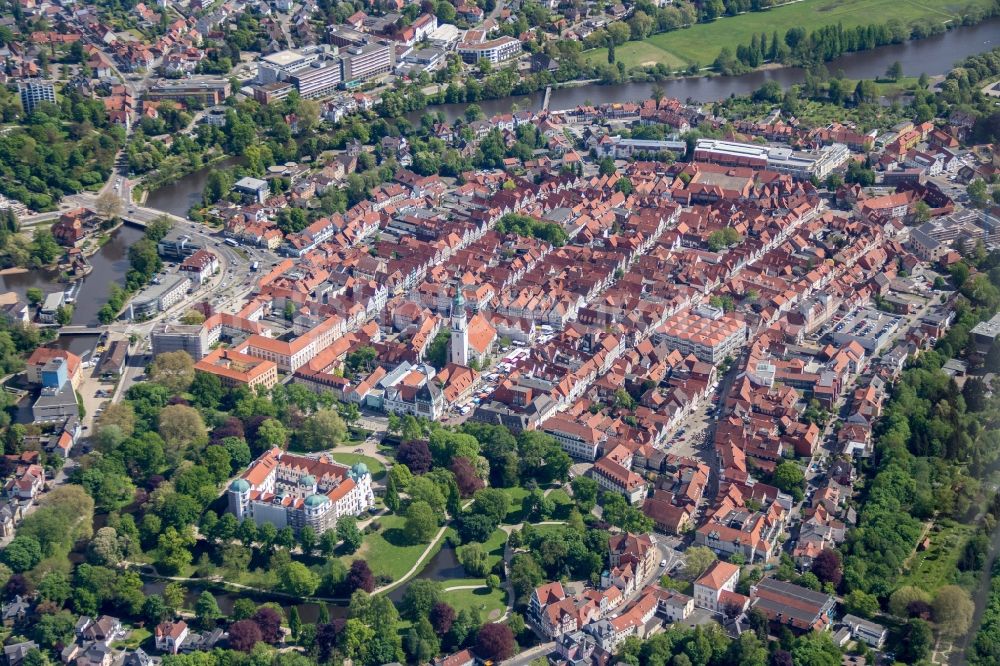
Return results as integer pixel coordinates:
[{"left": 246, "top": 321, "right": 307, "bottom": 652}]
[
  {"left": 98, "top": 403, "right": 136, "bottom": 438},
  {"left": 190, "top": 371, "right": 223, "bottom": 410},
  {"left": 854, "top": 79, "right": 878, "bottom": 104},
  {"left": 889, "top": 585, "right": 931, "bottom": 617},
  {"left": 25, "top": 288, "right": 43, "bottom": 307},
  {"left": 346, "top": 559, "right": 374, "bottom": 593},
  {"left": 933, "top": 585, "right": 974, "bottom": 637},
  {"left": 55, "top": 304, "right": 73, "bottom": 325},
  {"left": 397, "top": 440, "right": 432, "bottom": 475},
  {"left": 232, "top": 598, "right": 257, "bottom": 621},
  {"left": 408, "top": 476, "right": 446, "bottom": 515},
  {"left": 571, "top": 476, "right": 599, "bottom": 511},
  {"left": 158, "top": 404, "right": 208, "bottom": 454},
  {"left": 194, "top": 591, "right": 222, "bottom": 629},
  {"left": 458, "top": 542, "right": 489, "bottom": 576},
  {"left": 288, "top": 606, "right": 302, "bottom": 640},
  {"left": 510, "top": 552, "right": 544, "bottom": 602},
  {"left": 772, "top": 461, "right": 805, "bottom": 502},
  {"left": 810, "top": 549, "right": 842, "bottom": 588},
  {"left": 475, "top": 623, "right": 515, "bottom": 662},
  {"left": 472, "top": 488, "right": 511, "bottom": 523},
  {"left": 843, "top": 589, "right": 880, "bottom": 619},
  {"left": 900, "top": 618, "right": 932, "bottom": 663},
  {"left": 458, "top": 513, "right": 498, "bottom": 543},
  {"left": 142, "top": 595, "right": 170, "bottom": 624},
  {"left": 95, "top": 189, "right": 123, "bottom": 220},
  {"left": 180, "top": 309, "right": 205, "bottom": 325},
  {"left": 683, "top": 546, "right": 717, "bottom": 579},
  {"left": 886, "top": 60, "right": 903, "bottom": 81},
  {"left": 968, "top": 178, "right": 990, "bottom": 208},
  {"left": 963, "top": 377, "right": 988, "bottom": 412},
  {"left": 149, "top": 351, "right": 196, "bottom": 394},
  {"left": 402, "top": 580, "right": 441, "bottom": 621},
  {"left": 336, "top": 516, "right": 362, "bottom": 553},
  {"left": 299, "top": 526, "right": 317, "bottom": 555},
  {"left": 253, "top": 607, "right": 283, "bottom": 643},
  {"left": 2, "top": 535, "right": 41, "bottom": 572},
  {"left": 279, "top": 561, "right": 320, "bottom": 597},
  {"left": 295, "top": 409, "right": 346, "bottom": 451},
  {"left": 430, "top": 602, "right": 456, "bottom": 635},
  {"left": 163, "top": 582, "right": 185, "bottom": 613},
  {"left": 228, "top": 619, "right": 263, "bottom": 652},
  {"left": 38, "top": 571, "right": 71, "bottom": 604},
  {"left": 914, "top": 200, "right": 931, "bottom": 223},
  {"left": 450, "top": 456, "right": 484, "bottom": 497},
  {"left": 405, "top": 500, "right": 438, "bottom": 543},
  {"left": 790, "top": 632, "right": 841, "bottom": 666},
  {"left": 255, "top": 418, "right": 288, "bottom": 450},
  {"left": 384, "top": 473, "right": 401, "bottom": 513}
]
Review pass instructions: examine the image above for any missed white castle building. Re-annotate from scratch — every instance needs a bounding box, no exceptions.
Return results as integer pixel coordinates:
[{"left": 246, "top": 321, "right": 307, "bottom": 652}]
[{"left": 227, "top": 448, "right": 375, "bottom": 534}]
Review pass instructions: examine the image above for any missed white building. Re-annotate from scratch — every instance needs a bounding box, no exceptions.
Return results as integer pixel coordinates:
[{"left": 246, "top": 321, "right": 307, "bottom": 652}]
[
  {"left": 450, "top": 292, "right": 469, "bottom": 366},
  {"left": 227, "top": 448, "right": 374, "bottom": 535},
  {"left": 693, "top": 561, "right": 741, "bottom": 613},
  {"left": 18, "top": 80, "right": 56, "bottom": 113},
  {"left": 457, "top": 36, "right": 522, "bottom": 65}
]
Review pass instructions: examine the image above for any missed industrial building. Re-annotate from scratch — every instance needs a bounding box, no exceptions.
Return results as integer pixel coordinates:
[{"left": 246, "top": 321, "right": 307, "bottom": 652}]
[
  {"left": 694, "top": 139, "right": 850, "bottom": 180},
  {"left": 971, "top": 311, "right": 1000, "bottom": 354},
  {"left": 291, "top": 62, "right": 343, "bottom": 99},
  {"left": 146, "top": 79, "right": 231, "bottom": 105},
  {"left": 829, "top": 308, "right": 903, "bottom": 352},
  {"left": 340, "top": 42, "right": 395, "bottom": 84}
]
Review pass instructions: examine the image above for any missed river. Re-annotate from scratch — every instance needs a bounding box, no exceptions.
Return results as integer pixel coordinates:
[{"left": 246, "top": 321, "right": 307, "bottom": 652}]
[
  {"left": 135, "top": 544, "right": 466, "bottom": 624},
  {"left": 408, "top": 18, "right": 1000, "bottom": 124},
  {"left": 0, "top": 224, "right": 145, "bottom": 327},
  {"left": 141, "top": 22, "right": 1000, "bottom": 219},
  {"left": 145, "top": 156, "right": 244, "bottom": 218}
]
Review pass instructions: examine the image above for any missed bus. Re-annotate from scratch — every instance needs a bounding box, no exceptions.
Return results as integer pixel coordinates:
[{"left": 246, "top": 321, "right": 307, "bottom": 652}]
[
  {"left": 224, "top": 238, "right": 239, "bottom": 247},
  {"left": 250, "top": 261, "right": 259, "bottom": 272}
]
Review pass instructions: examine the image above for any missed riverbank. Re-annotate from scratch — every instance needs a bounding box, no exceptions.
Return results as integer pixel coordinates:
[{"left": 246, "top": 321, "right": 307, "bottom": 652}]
[
  {"left": 144, "top": 155, "right": 243, "bottom": 218},
  {"left": 583, "top": 0, "right": 999, "bottom": 70},
  {"left": 406, "top": 19, "right": 1000, "bottom": 124}
]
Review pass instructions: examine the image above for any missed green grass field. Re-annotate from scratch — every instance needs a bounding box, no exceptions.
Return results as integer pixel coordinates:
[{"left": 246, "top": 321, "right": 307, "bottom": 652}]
[
  {"left": 482, "top": 528, "right": 508, "bottom": 571},
  {"left": 500, "top": 487, "right": 532, "bottom": 523},
  {"left": 440, "top": 585, "right": 508, "bottom": 621},
  {"left": 344, "top": 514, "right": 433, "bottom": 582},
  {"left": 897, "top": 519, "right": 976, "bottom": 592},
  {"left": 328, "top": 452, "right": 386, "bottom": 480},
  {"left": 584, "top": 0, "right": 995, "bottom": 69},
  {"left": 583, "top": 41, "right": 688, "bottom": 69},
  {"left": 112, "top": 628, "right": 152, "bottom": 650}
]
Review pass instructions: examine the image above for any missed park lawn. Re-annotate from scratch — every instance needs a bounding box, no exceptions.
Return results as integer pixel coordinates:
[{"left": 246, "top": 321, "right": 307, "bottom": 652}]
[
  {"left": 328, "top": 451, "right": 386, "bottom": 480},
  {"left": 345, "top": 514, "right": 432, "bottom": 582},
  {"left": 548, "top": 488, "right": 574, "bottom": 519},
  {"left": 898, "top": 519, "right": 977, "bottom": 592},
  {"left": 583, "top": 41, "right": 688, "bottom": 70},
  {"left": 645, "top": 0, "right": 996, "bottom": 66},
  {"left": 500, "top": 487, "right": 532, "bottom": 523},
  {"left": 530, "top": 523, "right": 570, "bottom": 540},
  {"left": 440, "top": 585, "right": 508, "bottom": 621},
  {"left": 482, "top": 528, "right": 508, "bottom": 571}
]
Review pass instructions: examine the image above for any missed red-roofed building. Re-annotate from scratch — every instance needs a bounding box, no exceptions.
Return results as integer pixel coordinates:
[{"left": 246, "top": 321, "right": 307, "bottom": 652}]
[{"left": 693, "top": 561, "right": 740, "bottom": 613}]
